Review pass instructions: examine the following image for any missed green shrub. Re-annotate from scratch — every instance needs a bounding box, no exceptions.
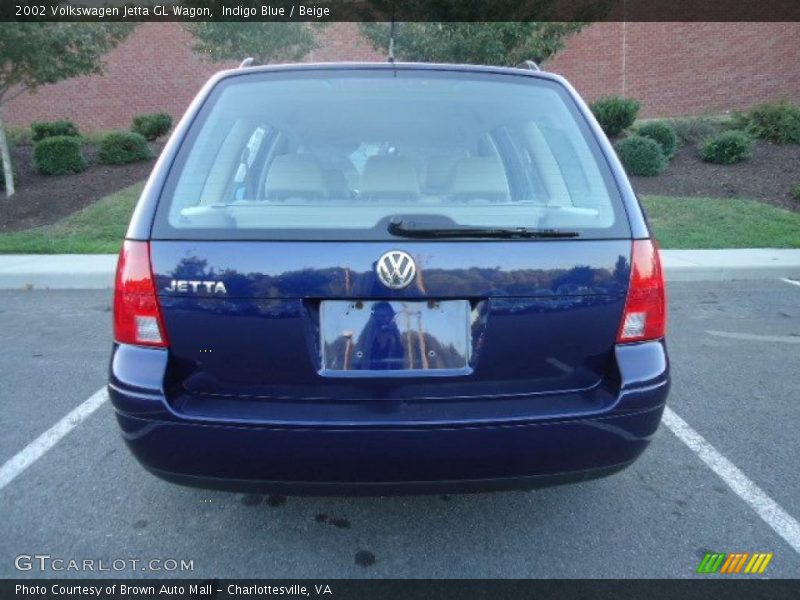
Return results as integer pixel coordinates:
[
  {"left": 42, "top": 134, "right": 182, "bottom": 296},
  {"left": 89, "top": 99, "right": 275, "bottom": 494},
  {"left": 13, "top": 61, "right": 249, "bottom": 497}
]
[
  {"left": 736, "top": 101, "right": 800, "bottom": 144},
  {"left": 669, "top": 116, "right": 719, "bottom": 145},
  {"left": 31, "top": 120, "right": 79, "bottom": 142},
  {"left": 728, "top": 111, "right": 750, "bottom": 131},
  {"left": 7, "top": 127, "right": 33, "bottom": 147},
  {"left": 791, "top": 184, "right": 800, "bottom": 202},
  {"left": 131, "top": 112, "right": 173, "bottom": 141},
  {"left": 33, "top": 136, "right": 87, "bottom": 176},
  {"left": 636, "top": 121, "right": 678, "bottom": 158},
  {"left": 590, "top": 96, "right": 641, "bottom": 137},
  {"left": 699, "top": 130, "right": 752, "bottom": 164},
  {"left": 98, "top": 131, "right": 154, "bottom": 165},
  {"left": 615, "top": 135, "right": 667, "bottom": 176}
]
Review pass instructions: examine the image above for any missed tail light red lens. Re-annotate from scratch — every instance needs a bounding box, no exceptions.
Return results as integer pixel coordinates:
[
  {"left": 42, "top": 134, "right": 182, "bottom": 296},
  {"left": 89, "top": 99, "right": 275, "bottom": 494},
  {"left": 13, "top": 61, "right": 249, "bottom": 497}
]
[
  {"left": 113, "top": 241, "right": 168, "bottom": 347},
  {"left": 617, "top": 239, "right": 667, "bottom": 343}
]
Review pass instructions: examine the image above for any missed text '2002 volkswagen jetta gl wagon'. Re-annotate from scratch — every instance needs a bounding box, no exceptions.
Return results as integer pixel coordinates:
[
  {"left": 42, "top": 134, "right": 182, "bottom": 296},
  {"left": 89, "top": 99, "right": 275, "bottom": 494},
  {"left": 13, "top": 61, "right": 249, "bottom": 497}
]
[{"left": 109, "top": 62, "right": 669, "bottom": 495}]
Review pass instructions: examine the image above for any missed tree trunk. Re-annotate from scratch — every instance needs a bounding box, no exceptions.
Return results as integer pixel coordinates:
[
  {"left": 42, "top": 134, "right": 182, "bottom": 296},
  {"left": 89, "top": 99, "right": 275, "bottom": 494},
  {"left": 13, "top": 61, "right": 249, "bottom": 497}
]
[{"left": 0, "top": 114, "right": 15, "bottom": 198}]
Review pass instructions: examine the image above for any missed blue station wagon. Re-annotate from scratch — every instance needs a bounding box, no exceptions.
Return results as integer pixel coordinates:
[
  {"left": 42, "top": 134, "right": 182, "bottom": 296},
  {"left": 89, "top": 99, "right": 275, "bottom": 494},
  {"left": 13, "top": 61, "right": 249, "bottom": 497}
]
[{"left": 109, "top": 62, "right": 669, "bottom": 494}]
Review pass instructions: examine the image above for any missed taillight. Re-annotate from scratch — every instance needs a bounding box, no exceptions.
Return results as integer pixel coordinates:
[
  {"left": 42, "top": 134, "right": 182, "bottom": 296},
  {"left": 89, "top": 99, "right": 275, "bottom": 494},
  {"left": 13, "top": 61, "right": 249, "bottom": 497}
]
[
  {"left": 617, "top": 239, "right": 667, "bottom": 343},
  {"left": 113, "top": 240, "right": 168, "bottom": 347}
]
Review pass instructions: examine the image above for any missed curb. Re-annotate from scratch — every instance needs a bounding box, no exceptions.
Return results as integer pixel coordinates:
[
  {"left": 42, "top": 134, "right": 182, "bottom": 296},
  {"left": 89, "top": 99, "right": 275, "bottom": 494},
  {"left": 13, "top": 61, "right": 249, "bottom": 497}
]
[
  {"left": 0, "top": 255, "right": 117, "bottom": 290},
  {"left": 660, "top": 249, "right": 800, "bottom": 282},
  {"left": 0, "top": 250, "right": 799, "bottom": 290}
]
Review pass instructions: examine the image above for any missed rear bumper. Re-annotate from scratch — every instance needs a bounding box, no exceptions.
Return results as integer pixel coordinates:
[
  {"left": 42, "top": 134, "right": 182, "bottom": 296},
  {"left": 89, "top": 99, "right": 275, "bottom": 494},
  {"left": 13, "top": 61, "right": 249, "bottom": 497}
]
[
  {"left": 109, "top": 340, "right": 669, "bottom": 494},
  {"left": 111, "top": 392, "right": 667, "bottom": 495},
  {"left": 142, "top": 460, "right": 637, "bottom": 496}
]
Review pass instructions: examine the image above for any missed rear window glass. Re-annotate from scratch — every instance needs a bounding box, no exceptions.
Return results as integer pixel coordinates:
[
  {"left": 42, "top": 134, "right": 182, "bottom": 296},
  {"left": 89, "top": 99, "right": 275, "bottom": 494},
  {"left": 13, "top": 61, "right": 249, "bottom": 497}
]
[{"left": 153, "top": 68, "right": 629, "bottom": 240}]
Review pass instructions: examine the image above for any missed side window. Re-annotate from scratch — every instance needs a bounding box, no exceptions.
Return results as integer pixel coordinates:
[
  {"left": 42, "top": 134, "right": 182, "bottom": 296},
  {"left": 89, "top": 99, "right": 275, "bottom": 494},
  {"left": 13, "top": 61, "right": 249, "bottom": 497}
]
[
  {"left": 538, "top": 125, "right": 591, "bottom": 206},
  {"left": 491, "top": 128, "right": 533, "bottom": 201},
  {"left": 518, "top": 122, "right": 574, "bottom": 206},
  {"left": 182, "top": 118, "right": 252, "bottom": 209},
  {"left": 232, "top": 125, "right": 269, "bottom": 200},
  {"left": 504, "top": 127, "right": 549, "bottom": 202}
]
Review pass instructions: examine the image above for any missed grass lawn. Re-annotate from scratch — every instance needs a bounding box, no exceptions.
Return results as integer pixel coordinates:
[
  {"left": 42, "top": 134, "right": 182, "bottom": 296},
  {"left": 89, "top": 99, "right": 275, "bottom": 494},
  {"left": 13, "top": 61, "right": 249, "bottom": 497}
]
[
  {"left": 641, "top": 196, "right": 800, "bottom": 249},
  {"left": 0, "top": 182, "right": 142, "bottom": 254},
  {"left": 0, "top": 186, "right": 798, "bottom": 253}
]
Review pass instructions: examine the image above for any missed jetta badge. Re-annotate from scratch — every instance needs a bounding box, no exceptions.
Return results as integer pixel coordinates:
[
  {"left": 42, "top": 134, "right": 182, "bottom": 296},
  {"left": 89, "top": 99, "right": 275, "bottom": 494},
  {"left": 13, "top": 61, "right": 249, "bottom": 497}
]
[
  {"left": 164, "top": 279, "right": 228, "bottom": 294},
  {"left": 376, "top": 250, "right": 417, "bottom": 290}
]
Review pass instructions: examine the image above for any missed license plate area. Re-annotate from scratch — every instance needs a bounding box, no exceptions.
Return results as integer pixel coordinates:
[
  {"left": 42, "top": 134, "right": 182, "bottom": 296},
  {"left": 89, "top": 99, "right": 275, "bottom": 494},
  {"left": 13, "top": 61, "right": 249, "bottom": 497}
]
[{"left": 320, "top": 300, "right": 471, "bottom": 377}]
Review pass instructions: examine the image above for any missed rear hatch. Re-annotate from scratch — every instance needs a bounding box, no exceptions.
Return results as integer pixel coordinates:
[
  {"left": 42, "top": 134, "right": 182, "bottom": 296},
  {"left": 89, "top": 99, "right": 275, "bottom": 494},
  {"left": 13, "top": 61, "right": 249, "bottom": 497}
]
[{"left": 145, "top": 66, "right": 636, "bottom": 424}]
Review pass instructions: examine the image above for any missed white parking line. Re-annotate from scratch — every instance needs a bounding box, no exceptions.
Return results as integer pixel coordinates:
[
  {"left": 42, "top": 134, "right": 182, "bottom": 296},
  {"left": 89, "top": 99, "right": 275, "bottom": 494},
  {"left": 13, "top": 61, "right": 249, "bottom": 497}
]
[
  {"left": 0, "top": 387, "right": 107, "bottom": 492},
  {"left": 780, "top": 277, "right": 800, "bottom": 287},
  {"left": 3, "top": 385, "right": 800, "bottom": 559},
  {"left": 662, "top": 407, "right": 800, "bottom": 555}
]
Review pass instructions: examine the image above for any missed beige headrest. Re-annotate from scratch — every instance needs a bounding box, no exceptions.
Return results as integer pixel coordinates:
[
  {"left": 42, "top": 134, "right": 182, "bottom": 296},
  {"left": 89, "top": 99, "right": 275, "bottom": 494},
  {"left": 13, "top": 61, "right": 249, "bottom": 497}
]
[
  {"left": 424, "top": 155, "right": 459, "bottom": 193},
  {"left": 449, "top": 157, "right": 510, "bottom": 201},
  {"left": 264, "top": 155, "right": 327, "bottom": 199},
  {"left": 359, "top": 156, "right": 419, "bottom": 200}
]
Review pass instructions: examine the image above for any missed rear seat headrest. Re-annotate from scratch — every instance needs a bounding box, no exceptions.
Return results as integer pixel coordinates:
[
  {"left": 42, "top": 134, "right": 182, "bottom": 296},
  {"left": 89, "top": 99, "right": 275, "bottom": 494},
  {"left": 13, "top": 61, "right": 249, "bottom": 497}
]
[
  {"left": 449, "top": 157, "right": 510, "bottom": 201},
  {"left": 424, "top": 155, "right": 459, "bottom": 193},
  {"left": 360, "top": 156, "right": 419, "bottom": 200},
  {"left": 264, "top": 155, "right": 327, "bottom": 199}
]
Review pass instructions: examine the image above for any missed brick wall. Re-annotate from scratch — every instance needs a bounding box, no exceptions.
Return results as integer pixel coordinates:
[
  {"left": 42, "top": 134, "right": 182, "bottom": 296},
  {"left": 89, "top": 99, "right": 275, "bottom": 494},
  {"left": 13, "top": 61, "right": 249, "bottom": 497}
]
[
  {"left": 4, "top": 22, "right": 799, "bottom": 130},
  {"left": 2, "top": 22, "right": 383, "bottom": 131},
  {"left": 546, "top": 22, "right": 800, "bottom": 118},
  {"left": 6, "top": 23, "right": 225, "bottom": 131}
]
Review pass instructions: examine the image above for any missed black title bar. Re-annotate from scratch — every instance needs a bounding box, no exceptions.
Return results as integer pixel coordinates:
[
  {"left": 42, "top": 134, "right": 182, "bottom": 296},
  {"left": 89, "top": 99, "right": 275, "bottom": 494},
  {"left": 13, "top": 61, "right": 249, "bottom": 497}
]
[
  {"left": 3, "top": 579, "right": 800, "bottom": 600},
  {"left": 3, "top": 0, "right": 800, "bottom": 22}
]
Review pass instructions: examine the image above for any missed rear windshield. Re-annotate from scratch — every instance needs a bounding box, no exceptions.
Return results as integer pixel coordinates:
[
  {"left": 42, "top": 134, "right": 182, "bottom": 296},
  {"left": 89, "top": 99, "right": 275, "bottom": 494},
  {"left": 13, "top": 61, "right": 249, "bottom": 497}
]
[{"left": 153, "top": 68, "right": 630, "bottom": 240}]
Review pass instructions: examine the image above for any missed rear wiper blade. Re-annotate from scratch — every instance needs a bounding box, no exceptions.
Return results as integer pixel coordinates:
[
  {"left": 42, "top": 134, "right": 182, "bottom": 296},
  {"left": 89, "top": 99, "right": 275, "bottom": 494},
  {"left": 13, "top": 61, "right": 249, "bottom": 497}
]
[{"left": 387, "top": 219, "right": 580, "bottom": 239}]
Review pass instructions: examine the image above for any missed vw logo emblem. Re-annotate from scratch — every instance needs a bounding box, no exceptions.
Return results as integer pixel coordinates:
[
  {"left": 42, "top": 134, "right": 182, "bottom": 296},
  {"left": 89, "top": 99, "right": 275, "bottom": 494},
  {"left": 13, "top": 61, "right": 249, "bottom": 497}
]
[{"left": 376, "top": 250, "right": 417, "bottom": 290}]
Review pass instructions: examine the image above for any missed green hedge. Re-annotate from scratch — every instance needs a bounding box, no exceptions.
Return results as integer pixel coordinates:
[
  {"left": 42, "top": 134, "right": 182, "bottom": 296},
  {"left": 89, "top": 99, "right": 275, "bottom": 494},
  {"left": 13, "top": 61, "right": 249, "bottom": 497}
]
[
  {"left": 735, "top": 101, "right": 800, "bottom": 144},
  {"left": 699, "top": 130, "right": 752, "bottom": 164},
  {"left": 590, "top": 96, "right": 640, "bottom": 137},
  {"left": 131, "top": 112, "right": 173, "bottom": 141},
  {"left": 98, "top": 131, "right": 154, "bottom": 165},
  {"left": 636, "top": 121, "right": 678, "bottom": 159},
  {"left": 668, "top": 116, "right": 719, "bottom": 146},
  {"left": 615, "top": 135, "right": 667, "bottom": 176},
  {"left": 791, "top": 184, "right": 800, "bottom": 202},
  {"left": 31, "top": 120, "right": 79, "bottom": 142},
  {"left": 33, "top": 136, "right": 87, "bottom": 176}
]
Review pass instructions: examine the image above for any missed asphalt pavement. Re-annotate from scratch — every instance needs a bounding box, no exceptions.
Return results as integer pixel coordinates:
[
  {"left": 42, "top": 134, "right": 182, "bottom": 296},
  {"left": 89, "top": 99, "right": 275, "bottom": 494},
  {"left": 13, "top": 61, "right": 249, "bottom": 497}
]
[{"left": 0, "top": 280, "right": 798, "bottom": 578}]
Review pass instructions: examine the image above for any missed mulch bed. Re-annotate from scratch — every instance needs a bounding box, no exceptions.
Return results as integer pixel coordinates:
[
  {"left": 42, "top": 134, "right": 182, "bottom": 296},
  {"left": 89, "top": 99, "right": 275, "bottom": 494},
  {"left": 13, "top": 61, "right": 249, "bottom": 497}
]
[
  {"left": 0, "top": 137, "right": 797, "bottom": 234},
  {"left": 0, "top": 142, "right": 163, "bottom": 233},
  {"left": 631, "top": 141, "right": 800, "bottom": 213}
]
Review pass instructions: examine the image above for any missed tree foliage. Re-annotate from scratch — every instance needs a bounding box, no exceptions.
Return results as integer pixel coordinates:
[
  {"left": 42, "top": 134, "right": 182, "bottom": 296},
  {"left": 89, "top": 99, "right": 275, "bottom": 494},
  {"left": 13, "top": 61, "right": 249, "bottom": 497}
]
[
  {"left": 0, "top": 22, "right": 134, "bottom": 197},
  {"left": 184, "top": 23, "right": 322, "bottom": 64},
  {"left": 0, "top": 22, "right": 134, "bottom": 103},
  {"left": 360, "top": 22, "right": 586, "bottom": 66},
  {"left": 354, "top": 0, "right": 607, "bottom": 23}
]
